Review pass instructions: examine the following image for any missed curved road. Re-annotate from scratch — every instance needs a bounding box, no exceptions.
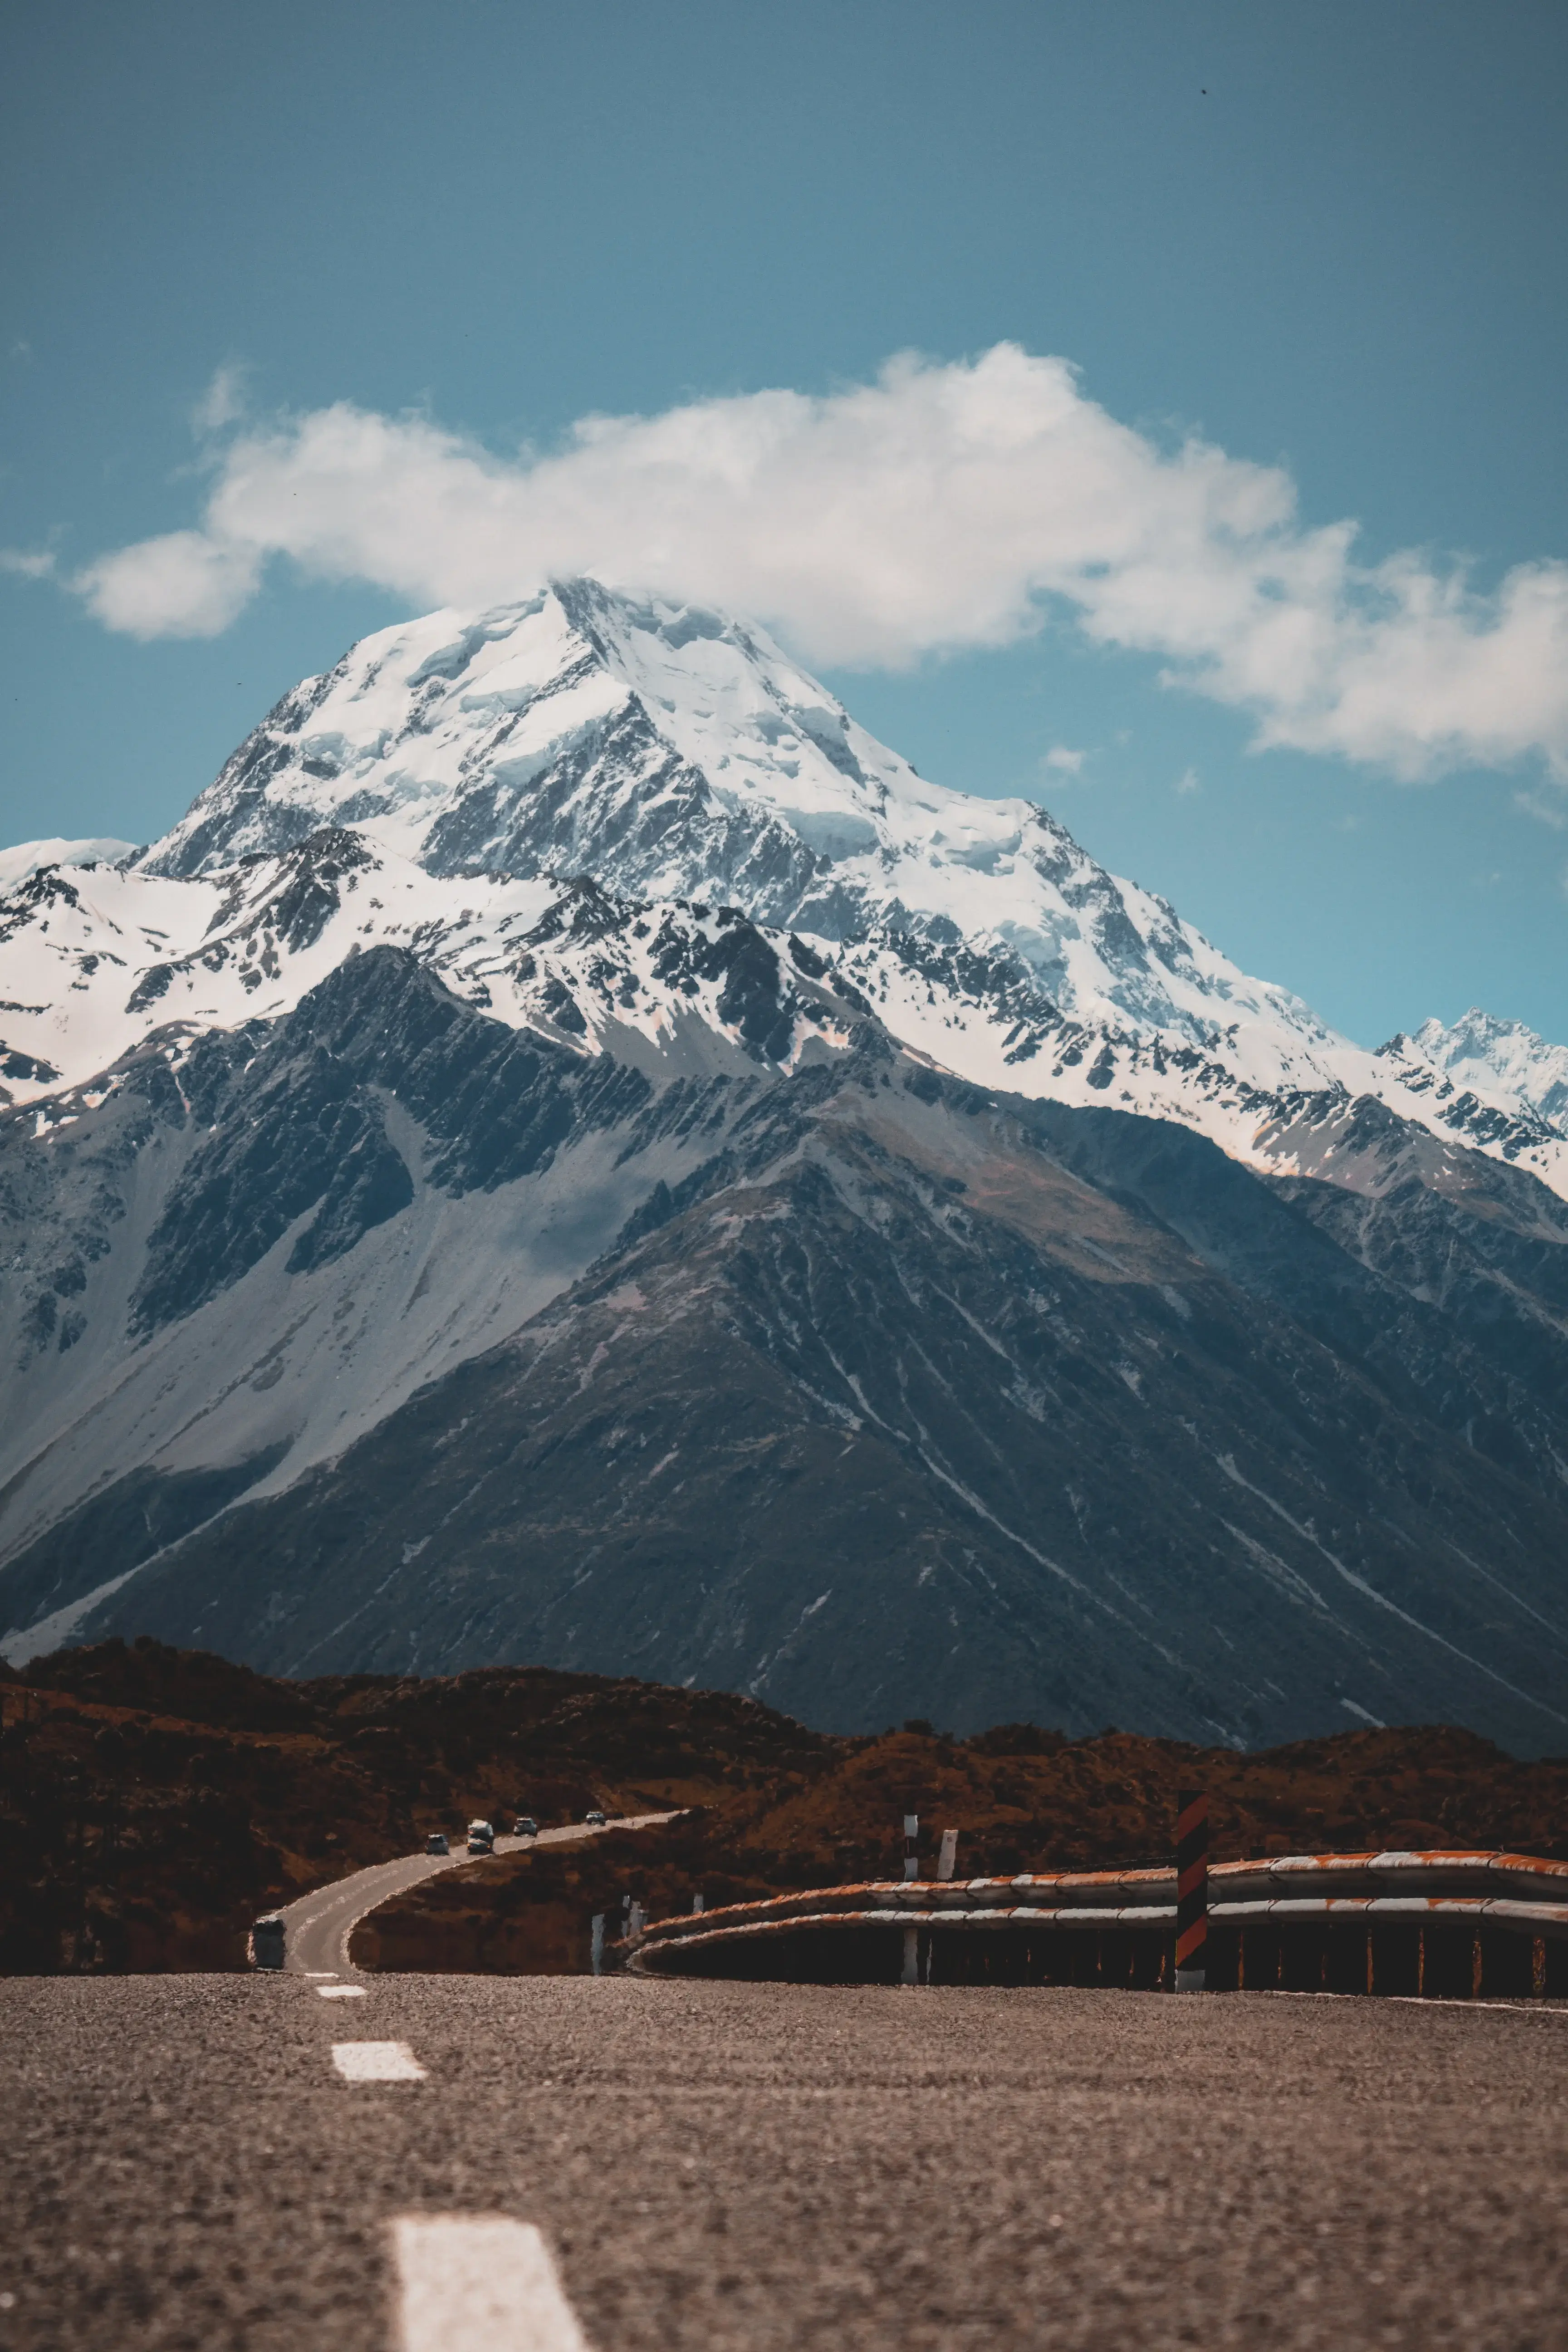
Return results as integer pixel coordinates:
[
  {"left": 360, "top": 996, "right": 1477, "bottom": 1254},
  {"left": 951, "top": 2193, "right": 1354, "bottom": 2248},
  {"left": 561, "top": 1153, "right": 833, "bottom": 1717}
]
[{"left": 280, "top": 1812, "right": 680, "bottom": 1977}]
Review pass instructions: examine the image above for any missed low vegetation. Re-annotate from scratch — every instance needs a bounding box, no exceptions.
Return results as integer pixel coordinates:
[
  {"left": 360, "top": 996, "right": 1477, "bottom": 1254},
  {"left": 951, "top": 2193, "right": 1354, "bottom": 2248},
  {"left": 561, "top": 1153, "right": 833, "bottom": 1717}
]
[{"left": 2, "top": 1639, "right": 1563, "bottom": 1975}]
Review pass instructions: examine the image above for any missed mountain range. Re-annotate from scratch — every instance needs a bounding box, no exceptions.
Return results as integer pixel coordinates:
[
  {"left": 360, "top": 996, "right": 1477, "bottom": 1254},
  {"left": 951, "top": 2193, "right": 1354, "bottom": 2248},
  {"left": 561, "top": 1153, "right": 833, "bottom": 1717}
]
[{"left": 3, "top": 579, "right": 1567, "bottom": 1750}]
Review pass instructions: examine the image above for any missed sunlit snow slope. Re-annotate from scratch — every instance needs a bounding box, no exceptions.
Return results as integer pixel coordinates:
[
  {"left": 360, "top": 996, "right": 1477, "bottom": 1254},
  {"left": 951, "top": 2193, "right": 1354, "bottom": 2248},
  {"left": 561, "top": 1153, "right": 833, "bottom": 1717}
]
[{"left": 4, "top": 577, "right": 1562, "bottom": 1197}]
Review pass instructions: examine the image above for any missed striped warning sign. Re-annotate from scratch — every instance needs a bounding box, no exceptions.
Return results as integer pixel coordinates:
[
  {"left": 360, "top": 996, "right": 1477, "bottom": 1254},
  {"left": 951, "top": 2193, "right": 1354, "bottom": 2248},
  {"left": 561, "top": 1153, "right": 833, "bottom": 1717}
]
[{"left": 1175, "top": 1788, "right": 1209, "bottom": 1992}]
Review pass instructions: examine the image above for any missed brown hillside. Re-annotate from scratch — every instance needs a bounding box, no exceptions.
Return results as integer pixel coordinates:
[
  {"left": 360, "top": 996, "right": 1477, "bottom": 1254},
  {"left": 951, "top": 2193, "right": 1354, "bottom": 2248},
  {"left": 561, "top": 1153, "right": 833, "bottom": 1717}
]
[
  {"left": 5, "top": 1639, "right": 1564, "bottom": 1976},
  {"left": 354, "top": 1718, "right": 1568, "bottom": 1974}
]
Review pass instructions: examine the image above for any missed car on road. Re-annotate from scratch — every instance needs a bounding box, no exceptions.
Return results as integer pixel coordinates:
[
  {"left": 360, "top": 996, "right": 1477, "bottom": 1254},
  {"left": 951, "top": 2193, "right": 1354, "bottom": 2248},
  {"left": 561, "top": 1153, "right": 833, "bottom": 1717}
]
[
  {"left": 584, "top": 1809, "right": 607, "bottom": 1827},
  {"left": 249, "top": 1914, "right": 285, "bottom": 1969},
  {"left": 425, "top": 1833, "right": 449, "bottom": 1855},
  {"left": 513, "top": 1816, "right": 538, "bottom": 1837},
  {"left": 466, "top": 1819, "right": 496, "bottom": 1854}
]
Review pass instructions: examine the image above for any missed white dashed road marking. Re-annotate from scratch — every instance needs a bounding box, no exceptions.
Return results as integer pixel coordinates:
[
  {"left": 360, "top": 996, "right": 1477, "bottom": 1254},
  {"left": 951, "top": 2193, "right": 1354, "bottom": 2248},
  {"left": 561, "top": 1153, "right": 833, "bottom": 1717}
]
[
  {"left": 392, "top": 2215, "right": 590, "bottom": 2352},
  {"left": 332, "top": 2043, "right": 427, "bottom": 2082},
  {"left": 317, "top": 1983, "right": 368, "bottom": 1999},
  {"left": 1387, "top": 1995, "right": 1568, "bottom": 2016}
]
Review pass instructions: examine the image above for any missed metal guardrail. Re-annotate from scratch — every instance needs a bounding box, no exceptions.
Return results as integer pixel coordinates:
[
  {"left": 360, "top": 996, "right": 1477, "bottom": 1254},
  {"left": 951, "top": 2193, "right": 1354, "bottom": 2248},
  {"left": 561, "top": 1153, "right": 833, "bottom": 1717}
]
[{"left": 623, "top": 1852, "right": 1568, "bottom": 1996}]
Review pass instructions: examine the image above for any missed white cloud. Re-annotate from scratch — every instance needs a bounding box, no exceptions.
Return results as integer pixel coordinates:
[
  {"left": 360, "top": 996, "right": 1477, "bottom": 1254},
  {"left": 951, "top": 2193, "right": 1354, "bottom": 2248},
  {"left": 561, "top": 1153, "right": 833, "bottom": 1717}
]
[
  {"left": 1514, "top": 785, "right": 1568, "bottom": 829},
  {"left": 78, "top": 529, "right": 260, "bottom": 638},
  {"left": 67, "top": 343, "right": 1568, "bottom": 783},
  {"left": 0, "top": 546, "right": 55, "bottom": 579},
  {"left": 1175, "top": 766, "right": 1201, "bottom": 796},
  {"left": 1042, "top": 745, "right": 1085, "bottom": 774},
  {"left": 192, "top": 362, "right": 250, "bottom": 436}
]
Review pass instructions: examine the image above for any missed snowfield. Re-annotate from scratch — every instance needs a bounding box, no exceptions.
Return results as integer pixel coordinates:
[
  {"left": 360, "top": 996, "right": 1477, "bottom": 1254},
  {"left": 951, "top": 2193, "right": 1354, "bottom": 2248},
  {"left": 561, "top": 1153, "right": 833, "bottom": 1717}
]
[{"left": 4, "top": 577, "right": 1568, "bottom": 1197}]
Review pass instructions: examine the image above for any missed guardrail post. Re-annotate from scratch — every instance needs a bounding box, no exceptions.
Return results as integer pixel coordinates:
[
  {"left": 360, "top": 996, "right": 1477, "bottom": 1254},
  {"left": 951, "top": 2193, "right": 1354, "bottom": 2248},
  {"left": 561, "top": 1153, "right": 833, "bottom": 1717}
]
[
  {"left": 903, "top": 1815, "right": 919, "bottom": 1882},
  {"left": 902, "top": 1926, "right": 919, "bottom": 1985},
  {"left": 1533, "top": 1936, "right": 1547, "bottom": 1999},
  {"left": 590, "top": 1915, "right": 605, "bottom": 1976},
  {"left": 1175, "top": 1788, "right": 1208, "bottom": 1992}
]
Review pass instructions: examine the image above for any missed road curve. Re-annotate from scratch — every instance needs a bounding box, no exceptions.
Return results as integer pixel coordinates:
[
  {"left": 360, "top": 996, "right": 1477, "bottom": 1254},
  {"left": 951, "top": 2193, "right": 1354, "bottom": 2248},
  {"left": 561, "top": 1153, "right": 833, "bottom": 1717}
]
[{"left": 280, "top": 1813, "right": 680, "bottom": 1976}]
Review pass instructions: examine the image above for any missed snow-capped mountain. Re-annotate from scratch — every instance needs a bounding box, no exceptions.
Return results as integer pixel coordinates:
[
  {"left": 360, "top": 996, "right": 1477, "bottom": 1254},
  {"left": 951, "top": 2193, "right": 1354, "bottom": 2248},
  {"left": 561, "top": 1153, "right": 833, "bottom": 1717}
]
[
  {"left": 0, "top": 838, "right": 137, "bottom": 896},
  {"left": 5, "top": 578, "right": 1568, "bottom": 1747},
  {"left": 1393, "top": 1009, "right": 1568, "bottom": 1135},
  {"left": 0, "top": 833, "right": 858, "bottom": 1119},
  {"left": 7, "top": 577, "right": 1566, "bottom": 1201},
  {"left": 145, "top": 578, "right": 1338, "bottom": 1060}
]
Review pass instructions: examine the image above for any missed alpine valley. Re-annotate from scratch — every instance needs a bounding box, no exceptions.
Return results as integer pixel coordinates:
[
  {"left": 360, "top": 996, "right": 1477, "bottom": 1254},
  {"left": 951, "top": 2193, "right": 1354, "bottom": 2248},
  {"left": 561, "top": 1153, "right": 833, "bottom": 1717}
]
[{"left": 4, "top": 580, "right": 1568, "bottom": 1751}]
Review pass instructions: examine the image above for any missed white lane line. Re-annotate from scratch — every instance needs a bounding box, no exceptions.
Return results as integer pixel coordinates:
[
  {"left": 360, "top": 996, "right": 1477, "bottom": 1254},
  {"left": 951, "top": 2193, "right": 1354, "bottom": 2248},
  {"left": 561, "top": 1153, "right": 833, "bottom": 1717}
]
[
  {"left": 333, "top": 2042, "right": 427, "bottom": 2081},
  {"left": 316, "top": 1983, "right": 368, "bottom": 1999},
  {"left": 392, "top": 2216, "right": 590, "bottom": 2352},
  {"left": 305, "top": 1970, "right": 338, "bottom": 1980},
  {"left": 1388, "top": 1995, "right": 1568, "bottom": 2016},
  {"left": 1262, "top": 1989, "right": 1568, "bottom": 2018}
]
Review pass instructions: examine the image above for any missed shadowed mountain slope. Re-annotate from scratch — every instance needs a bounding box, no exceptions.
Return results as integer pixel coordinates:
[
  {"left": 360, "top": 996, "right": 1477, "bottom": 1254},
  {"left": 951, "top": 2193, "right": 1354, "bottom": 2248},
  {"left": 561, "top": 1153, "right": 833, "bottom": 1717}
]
[{"left": 13, "top": 961, "right": 1565, "bottom": 1750}]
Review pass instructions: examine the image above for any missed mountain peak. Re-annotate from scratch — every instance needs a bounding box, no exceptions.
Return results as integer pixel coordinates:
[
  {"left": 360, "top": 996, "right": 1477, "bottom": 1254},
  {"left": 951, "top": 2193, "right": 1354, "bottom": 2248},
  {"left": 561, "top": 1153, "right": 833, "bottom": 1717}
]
[
  {"left": 1405, "top": 1007, "right": 1568, "bottom": 1133},
  {"left": 133, "top": 579, "right": 1332, "bottom": 1064},
  {"left": 8, "top": 581, "right": 1568, "bottom": 1200}
]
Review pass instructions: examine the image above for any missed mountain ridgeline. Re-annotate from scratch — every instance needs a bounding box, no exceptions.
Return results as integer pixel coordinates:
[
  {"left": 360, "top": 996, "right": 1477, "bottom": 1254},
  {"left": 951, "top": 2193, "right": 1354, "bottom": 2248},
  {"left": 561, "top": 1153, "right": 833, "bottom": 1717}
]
[{"left": 2, "top": 583, "right": 1567, "bottom": 1750}]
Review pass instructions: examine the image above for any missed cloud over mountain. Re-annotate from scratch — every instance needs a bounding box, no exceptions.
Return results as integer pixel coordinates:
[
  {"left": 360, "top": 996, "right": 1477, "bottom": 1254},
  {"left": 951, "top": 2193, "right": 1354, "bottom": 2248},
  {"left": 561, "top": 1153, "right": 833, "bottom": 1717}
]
[{"left": 74, "top": 344, "right": 1568, "bottom": 784}]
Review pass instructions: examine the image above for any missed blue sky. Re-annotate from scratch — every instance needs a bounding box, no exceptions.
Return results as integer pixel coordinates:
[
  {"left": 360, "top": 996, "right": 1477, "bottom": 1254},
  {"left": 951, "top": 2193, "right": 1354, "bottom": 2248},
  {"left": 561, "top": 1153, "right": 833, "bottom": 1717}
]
[{"left": 3, "top": 0, "right": 1566, "bottom": 1048}]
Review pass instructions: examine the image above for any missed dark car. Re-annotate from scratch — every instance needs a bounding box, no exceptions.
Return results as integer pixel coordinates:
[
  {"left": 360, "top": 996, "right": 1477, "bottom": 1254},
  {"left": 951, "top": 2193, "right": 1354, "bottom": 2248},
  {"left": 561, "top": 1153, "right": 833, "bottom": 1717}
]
[
  {"left": 250, "top": 1914, "right": 285, "bottom": 1969},
  {"left": 425, "top": 1833, "right": 450, "bottom": 1856},
  {"left": 584, "top": 1809, "right": 607, "bottom": 1828},
  {"left": 513, "top": 1816, "right": 539, "bottom": 1838}
]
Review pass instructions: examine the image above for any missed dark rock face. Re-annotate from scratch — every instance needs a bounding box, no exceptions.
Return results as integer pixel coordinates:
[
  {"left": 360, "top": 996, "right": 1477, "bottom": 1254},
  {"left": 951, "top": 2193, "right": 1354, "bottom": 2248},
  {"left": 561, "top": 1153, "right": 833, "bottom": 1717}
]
[
  {"left": 126, "top": 947, "right": 656, "bottom": 1335},
  {"left": 5, "top": 921, "right": 1568, "bottom": 1751},
  {"left": 26, "top": 1035, "right": 1568, "bottom": 1753},
  {"left": 0, "top": 1451, "right": 291, "bottom": 1647}
]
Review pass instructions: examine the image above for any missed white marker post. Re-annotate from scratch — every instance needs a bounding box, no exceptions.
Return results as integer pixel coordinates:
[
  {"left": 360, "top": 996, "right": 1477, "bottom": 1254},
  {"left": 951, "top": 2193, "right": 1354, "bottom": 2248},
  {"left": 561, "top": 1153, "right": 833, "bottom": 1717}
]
[
  {"left": 937, "top": 1829, "right": 959, "bottom": 1881},
  {"left": 903, "top": 1815, "right": 919, "bottom": 1881}
]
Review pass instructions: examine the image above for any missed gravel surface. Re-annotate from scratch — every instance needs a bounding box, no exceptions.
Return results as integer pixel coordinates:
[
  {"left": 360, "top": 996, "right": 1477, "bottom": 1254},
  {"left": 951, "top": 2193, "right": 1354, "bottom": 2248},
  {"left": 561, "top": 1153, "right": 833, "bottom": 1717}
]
[{"left": 1, "top": 1975, "right": 1565, "bottom": 2351}]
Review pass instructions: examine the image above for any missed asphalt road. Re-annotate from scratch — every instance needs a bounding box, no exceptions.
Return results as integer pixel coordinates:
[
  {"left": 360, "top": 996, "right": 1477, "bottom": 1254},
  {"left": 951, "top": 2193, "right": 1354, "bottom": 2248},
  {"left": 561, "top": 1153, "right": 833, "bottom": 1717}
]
[
  {"left": 3, "top": 1975, "right": 1565, "bottom": 2352},
  {"left": 279, "top": 1815, "right": 679, "bottom": 1978}
]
